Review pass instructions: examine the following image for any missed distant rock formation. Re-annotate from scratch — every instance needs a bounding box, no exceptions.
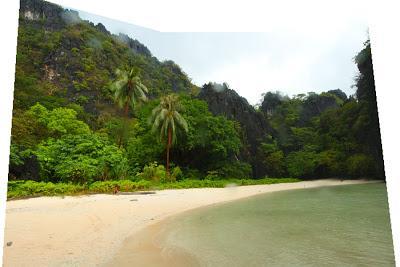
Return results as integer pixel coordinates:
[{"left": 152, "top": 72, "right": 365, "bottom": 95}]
[
  {"left": 198, "top": 82, "right": 274, "bottom": 177},
  {"left": 116, "top": 33, "right": 152, "bottom": 57},
  {"left": 259, "top": 89, "right": 347, "bottom": 126},
  {"left": 20, "top": 0, "right": 80, "bottom": 29},
  {"left": 95, "top": 23, "right": 110, "bottom": 35}
]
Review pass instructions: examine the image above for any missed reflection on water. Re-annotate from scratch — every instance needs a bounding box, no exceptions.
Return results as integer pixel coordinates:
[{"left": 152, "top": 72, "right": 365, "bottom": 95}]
[{"left": 161, "top": 183, "right": 395, "bottom": 266}]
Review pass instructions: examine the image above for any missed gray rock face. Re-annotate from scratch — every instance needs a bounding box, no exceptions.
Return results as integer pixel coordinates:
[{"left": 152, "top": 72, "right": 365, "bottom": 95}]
[
  {"left": 298, "top": 93, "right": 340, "bottom": 126},
  {"left": 20, "top": 0, "right": 67, "bottom": 29},
  {"left": 116, "top": 33, "right": 152, "bottom": 57},
  {"left": 259, "top": 90, "right": 347, "bottom": 126},
  {"left": 198, "top": 83, "right": 274, "bottom": 177},
  {"left": 95, "top": 23, "right": 110, "bottom": 35}
]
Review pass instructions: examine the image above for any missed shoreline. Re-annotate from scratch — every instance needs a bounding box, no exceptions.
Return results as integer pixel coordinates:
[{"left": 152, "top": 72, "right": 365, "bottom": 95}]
[
  {"left": 106, "top": 179, "right": 381, "bottom": 266},
  {"left": 3, "top": 179, "right": 378, "bottom": 266}
]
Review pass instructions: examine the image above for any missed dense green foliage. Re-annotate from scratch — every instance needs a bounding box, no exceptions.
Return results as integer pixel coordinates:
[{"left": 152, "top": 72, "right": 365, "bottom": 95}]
[
  {"left": 9, "top": 0, "right": 384, "bottom": 198},
  {"left": 256, "top": 41, "right": 383, "bottom": 179},
  {"left": 36, "top": 133, "right": 128, "bottom": 182}
]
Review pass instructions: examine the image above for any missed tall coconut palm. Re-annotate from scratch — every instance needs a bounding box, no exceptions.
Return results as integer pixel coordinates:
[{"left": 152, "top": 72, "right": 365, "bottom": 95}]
[
  {"left": 111, "top": 67, "right": 148, "bottom": 147},
  {"left": 149, "top": 94, "right": 188, "bottom": 176},
  {"left": 111, "top": 67, "right": 148, "bottom": 117}
]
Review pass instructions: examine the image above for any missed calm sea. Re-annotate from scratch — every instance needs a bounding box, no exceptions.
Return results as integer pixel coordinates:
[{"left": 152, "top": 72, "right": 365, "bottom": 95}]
[{"left": 160, "top": 183, "right": 395, "bottom": 266}]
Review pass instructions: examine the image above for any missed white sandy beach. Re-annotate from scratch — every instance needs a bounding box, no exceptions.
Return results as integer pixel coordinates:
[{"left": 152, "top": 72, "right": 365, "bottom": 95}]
[{"left": 2, "top": 179, "right": 376, "bottom": 266}]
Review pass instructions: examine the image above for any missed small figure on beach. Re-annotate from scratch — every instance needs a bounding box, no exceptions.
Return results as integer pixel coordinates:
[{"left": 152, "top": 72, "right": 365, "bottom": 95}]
[{"left": 113, "top": 185, "right": 120, "bottom": 195}]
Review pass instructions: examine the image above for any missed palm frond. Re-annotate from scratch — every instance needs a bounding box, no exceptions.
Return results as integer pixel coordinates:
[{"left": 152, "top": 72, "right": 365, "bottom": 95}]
[
  {"left": 149, "top": 94, "right": 188, "bottom": 146},
  {"left": 110, "top": 67, "right": 148, "bottom": 114},
  {"left": 173, "top": 111, "right": 188, "bottom": 132}
]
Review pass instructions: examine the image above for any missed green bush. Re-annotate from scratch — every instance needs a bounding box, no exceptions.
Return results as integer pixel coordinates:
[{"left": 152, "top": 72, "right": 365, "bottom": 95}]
[
  {"left": 76, "top": 95, "right": 89, "bottom": 105},
  {"left": 9, "top": 144, "right": 24, "bottom": 166},
  {"left": 183, "top": 168, "right": 204, "bottom": 180},
  {"left": 171, "top": 166, "right": 183, "bottom": 181},
  {"left": 28, "top": 103, "right": 90, "bottom": 137},
  {"left": 35, "top": 133, "right": 129, "bottom": 183},
  {"left": 286, "top": 151, "right": 319, "bottom": 178},
  {"left": 205, "top": 170, "right": 220, "bottom": 180},
  {"left": 138, "top": 162, "right": 167, "bottom": 182},
  {"left": 258, "top": 135, "right": 286, "bottom": 177},
  {"left": 217, "top": 161, "right": 252, "bottom": 179},
  {"left": 264, "top": 151, "right": 286, "bottom": 177},
  {"left": 88, "top": 180, "right": 152, "bottom": 192},
  {"left": 204, "top": 161, "right": 252, "bottom": 180},
  {"left": 346, "top": 154, "right": 375, "bottom": 178},
  {"left": 316, "top": 150, "right": 346, "bottom": 177},
  {"left": 7, "top": 180, "right": 85, "bottom": 199}
]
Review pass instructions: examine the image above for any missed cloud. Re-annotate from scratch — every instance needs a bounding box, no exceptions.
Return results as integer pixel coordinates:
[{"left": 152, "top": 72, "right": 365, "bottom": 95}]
[{"left": 61, "top": 9, "right": 81, "bottom": 25}]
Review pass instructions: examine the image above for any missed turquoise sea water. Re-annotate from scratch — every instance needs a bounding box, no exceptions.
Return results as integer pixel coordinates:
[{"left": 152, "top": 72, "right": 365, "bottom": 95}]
[{"left": 161, "top": 183, "right": 395, "bottom": 266}]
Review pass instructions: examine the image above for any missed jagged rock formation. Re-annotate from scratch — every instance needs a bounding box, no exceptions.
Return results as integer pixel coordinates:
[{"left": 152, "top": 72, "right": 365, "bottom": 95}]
[
  {"left": 19, "top": 0, "right": 81, "bottom": 30},
  {"left": 260, "top": 89, "right": 347, "bottom": 126},
  {"left": 116, "top": 33, "right": 152, "bottom": 57},
  {"left": 198, "top": 83, "right": 274, "bottom": 177},
  {"left": 20, "top": 0, "right": 62, "bottom": 21},
  {"left": 259, "top": 91, "right": 286, "bottom": 116},
  {"left": 299, "top": 92, "right": 344, "bottom": 125},
  {"left": 94, "top": 23, "right": 110, "bottom": 35}
]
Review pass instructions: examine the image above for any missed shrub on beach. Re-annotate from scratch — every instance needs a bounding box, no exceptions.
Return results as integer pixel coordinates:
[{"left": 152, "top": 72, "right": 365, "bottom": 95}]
[
  {"left": 7, "top": 180, "right": 85, "bottom": 199},
  {"left": 88, "top": 180, "right": 152, "bottom": 192},
  {"left": 204, "top": 161, "right": 253, "bottom": 180},
  {"left": 170, "top": 166, "right": 183, "bottom": 181},
  {"left": 138, "top": 162, "right": 167, "bottom": 182},
  {"left": 6, "top": 178, "right": 301, "bottom": 199},
  {"left": 346, "top": 154, "right": 375, "bottom": 178}
]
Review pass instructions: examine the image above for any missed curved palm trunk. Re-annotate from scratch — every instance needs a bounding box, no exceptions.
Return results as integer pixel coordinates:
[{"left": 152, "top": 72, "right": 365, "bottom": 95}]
[
  {"left": 118, "top": 100, "right": 129, "bottom": 148},
  {"left": 124, "top": 101, "right": 129, "bottom": 117},
  {"left": 166, "top": 127, "right": 172, "bottom": 177}
]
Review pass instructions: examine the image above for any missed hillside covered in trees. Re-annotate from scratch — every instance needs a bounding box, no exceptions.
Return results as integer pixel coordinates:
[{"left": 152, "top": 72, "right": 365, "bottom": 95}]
[{"left": 8, "top": 0, "right": 385, "bottom": 194}]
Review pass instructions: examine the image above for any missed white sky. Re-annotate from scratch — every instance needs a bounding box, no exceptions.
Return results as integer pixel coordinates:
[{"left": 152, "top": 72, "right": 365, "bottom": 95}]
[{"left": 77, "top": 10, "right": 368, "bottom": 105}]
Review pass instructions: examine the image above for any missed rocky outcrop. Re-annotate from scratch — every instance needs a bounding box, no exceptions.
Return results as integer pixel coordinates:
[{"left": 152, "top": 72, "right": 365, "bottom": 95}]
[
  {"left": 19, "top": 0, "right": 81, "bottom": 30},
  {"left": 260, "top": 90, "right": 347, "bottom": 126},
  {"left": 20, "top": 0, "right": 63, "bottom": 21},
  {"left": 260, "top": 91, "right": 286, "bottom": 116},
  {"left": 95, "top": 23, "right": 110, "bottom": 35},
  {"left": 116, "top": 33, "right": 152, "bottom": 57},
  {"left": 327, "top": 89, "right": 347, "bottom": 102},
  {"left": 299, "top": 90, "right": 348, "bottom": 125},
  {"left": 198, "top": 83, "right": 274, "bottom": 177}
]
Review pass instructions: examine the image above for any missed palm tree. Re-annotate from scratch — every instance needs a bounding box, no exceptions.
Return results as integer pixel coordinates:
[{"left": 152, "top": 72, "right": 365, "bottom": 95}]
[
  {"left": 111, "top": 67, "right": 148, "bottom": 117},
  {"left": 111, "top": 67, "right": 148, "bottom": 147},
  {"left": 149, "top": 94, "right": 188, "bottom": 176}
]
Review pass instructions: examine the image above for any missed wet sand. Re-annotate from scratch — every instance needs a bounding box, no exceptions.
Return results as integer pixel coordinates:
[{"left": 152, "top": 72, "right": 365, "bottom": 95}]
[{"left": 105, "top": 219, "right": 201, "bottom": 267}]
